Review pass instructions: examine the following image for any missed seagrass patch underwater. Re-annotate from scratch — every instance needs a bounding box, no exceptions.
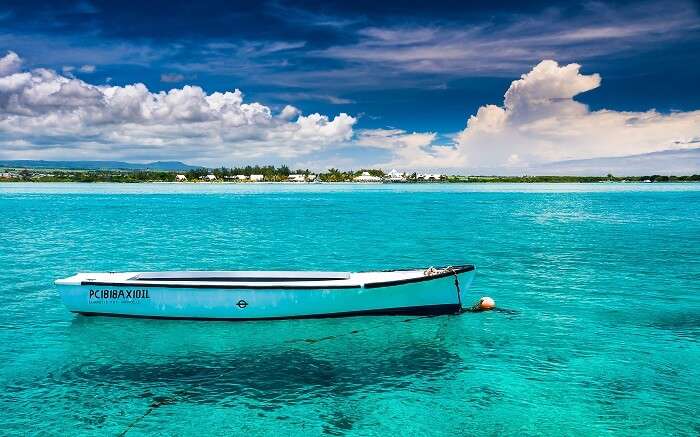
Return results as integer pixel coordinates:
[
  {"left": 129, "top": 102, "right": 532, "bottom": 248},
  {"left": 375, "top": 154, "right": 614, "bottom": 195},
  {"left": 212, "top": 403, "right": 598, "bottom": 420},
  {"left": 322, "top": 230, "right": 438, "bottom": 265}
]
[{"left": 0, "top": 183, "right": 698, "bottom": 435}]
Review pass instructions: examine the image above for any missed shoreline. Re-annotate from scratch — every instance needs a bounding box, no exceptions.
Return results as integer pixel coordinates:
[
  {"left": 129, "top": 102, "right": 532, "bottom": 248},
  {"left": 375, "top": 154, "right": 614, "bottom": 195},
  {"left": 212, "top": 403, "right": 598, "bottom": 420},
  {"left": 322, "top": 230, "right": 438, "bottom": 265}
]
[{"left": 2, "top": 180, "right": 700, "bottom": 184}]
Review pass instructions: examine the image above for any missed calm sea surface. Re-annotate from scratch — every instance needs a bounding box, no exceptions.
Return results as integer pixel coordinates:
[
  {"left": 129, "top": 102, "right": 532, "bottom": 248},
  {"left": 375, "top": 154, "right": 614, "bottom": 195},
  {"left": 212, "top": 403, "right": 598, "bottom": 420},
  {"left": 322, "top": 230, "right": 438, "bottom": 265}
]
[{"left": 1, "top": 183, "right": 698, "bottom": 436}]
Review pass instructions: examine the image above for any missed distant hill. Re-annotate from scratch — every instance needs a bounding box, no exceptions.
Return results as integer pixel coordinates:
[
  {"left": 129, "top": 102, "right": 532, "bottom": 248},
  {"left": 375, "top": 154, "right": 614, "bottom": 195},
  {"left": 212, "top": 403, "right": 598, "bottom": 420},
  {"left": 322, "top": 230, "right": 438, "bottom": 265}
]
[
  {"left": 532, "top": 147, "right": 700, "bottom": 176},
  {"left": 0, "top": 160, "right": 202, "bottom": 171}
]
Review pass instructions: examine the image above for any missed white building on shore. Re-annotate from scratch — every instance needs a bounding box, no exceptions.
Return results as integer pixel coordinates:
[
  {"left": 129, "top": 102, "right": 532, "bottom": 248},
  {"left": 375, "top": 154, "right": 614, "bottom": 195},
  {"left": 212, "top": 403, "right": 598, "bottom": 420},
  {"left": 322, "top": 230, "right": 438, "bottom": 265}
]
[
  {"left": 250, "top": 174, "right": 264, "bottom": 182},
  {"left": 288, "top": 174, "right": 316, "bottom": 182},
  {"left": 354, "top": 171, "right": 382, "bottom": 182},
  {"left": 417, "top": 173, "right": 444, "bottom": 181},
  {"left": 175, "top": 174, "right": 187, "bottom": 182},
  {"left": 385, "top": 169, "right": 406, "bottom": 182}
]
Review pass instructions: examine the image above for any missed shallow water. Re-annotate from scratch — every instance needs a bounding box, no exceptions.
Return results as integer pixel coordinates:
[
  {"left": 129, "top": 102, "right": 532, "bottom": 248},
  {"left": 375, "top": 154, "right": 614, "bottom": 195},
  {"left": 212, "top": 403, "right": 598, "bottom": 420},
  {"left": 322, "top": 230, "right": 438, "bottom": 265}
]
[{"left": 1, "top": 183, "right": 698, "bottom": 435}]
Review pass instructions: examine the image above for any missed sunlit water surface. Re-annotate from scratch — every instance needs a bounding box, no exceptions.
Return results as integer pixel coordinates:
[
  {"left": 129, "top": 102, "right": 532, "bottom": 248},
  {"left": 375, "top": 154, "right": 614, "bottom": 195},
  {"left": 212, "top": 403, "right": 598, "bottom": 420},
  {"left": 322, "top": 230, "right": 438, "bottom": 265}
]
[{"left": 1, "top": 183, "right": 698, "bottom": 436}]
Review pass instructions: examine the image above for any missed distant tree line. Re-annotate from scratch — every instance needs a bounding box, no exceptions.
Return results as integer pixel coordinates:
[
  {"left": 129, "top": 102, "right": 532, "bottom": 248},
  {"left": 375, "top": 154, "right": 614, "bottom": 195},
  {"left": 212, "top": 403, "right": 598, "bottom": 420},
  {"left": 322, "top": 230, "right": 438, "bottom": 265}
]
[{"left": 1, "top": 167, "right": 699, "bottom": 183}]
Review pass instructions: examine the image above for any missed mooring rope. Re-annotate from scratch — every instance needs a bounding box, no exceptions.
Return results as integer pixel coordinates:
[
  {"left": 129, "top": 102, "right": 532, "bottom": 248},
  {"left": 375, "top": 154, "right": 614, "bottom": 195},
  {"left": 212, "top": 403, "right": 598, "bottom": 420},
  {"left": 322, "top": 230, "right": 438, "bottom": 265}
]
[
  {"left": 451, "top": 269, "right": 463, "bottom": 312},
  {"left": 118, "top": 396, "right": 177, "bottom": 437}
]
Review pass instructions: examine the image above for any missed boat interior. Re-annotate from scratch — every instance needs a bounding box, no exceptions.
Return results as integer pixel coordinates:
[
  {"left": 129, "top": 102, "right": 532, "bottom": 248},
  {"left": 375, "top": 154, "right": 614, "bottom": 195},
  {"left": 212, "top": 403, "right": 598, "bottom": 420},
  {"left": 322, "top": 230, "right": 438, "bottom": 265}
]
[{"left": 131, "top": 271, "right": 352, "bottom": 282}]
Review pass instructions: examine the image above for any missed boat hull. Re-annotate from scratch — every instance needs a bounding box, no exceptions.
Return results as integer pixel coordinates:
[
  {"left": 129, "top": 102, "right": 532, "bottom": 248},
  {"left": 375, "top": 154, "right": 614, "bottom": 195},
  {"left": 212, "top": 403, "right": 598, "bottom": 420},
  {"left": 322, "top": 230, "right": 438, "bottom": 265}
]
[{"left": 57, "top": 270, "right": 475, "bottom": 320}]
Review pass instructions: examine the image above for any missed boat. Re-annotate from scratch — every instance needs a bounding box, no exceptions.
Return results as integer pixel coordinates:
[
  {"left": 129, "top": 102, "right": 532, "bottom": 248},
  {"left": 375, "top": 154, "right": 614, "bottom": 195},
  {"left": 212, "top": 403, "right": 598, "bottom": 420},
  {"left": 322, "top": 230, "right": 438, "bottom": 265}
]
[{"left": 54, "top": 265, "right": 475, "bottom": 320}]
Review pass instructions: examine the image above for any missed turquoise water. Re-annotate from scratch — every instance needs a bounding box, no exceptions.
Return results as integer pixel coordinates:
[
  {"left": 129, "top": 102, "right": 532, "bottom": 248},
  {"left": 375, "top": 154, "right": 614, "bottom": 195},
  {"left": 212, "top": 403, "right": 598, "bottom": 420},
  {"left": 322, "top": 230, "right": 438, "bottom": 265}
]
[{"left": 1, "top": 182, "right": 698, "bottom": 436}]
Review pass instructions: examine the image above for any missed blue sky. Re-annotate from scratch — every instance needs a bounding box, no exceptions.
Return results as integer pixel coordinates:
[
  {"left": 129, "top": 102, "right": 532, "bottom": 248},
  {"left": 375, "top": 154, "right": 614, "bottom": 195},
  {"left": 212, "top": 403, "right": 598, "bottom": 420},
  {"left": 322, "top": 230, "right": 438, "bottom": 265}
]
[{"left": 0, "top": 0, "right": 699, "bottom": 173}]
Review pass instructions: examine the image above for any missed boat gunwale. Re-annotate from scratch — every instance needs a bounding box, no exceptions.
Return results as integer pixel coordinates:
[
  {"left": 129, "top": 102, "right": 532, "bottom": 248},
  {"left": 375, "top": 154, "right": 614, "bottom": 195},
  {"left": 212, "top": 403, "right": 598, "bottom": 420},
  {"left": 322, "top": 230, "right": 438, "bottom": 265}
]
[{"left": 76, "top": 265, "right": 474, "bottom": 290}]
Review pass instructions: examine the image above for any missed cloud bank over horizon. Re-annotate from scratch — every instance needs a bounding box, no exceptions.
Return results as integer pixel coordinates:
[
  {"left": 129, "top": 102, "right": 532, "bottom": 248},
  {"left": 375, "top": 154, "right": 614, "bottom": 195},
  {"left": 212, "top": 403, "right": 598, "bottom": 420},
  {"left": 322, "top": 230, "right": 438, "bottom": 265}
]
[{"left": 0, "top": 51, "right": 699, "bottom": 173}]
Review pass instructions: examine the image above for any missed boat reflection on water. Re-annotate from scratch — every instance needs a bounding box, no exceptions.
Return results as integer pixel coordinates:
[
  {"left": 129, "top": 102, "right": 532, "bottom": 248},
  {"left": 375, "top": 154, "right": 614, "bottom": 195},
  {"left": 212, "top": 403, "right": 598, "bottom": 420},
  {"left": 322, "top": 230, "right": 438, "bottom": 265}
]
[{"left": 57, "top": 315, "right": 463, "bottom": 409}]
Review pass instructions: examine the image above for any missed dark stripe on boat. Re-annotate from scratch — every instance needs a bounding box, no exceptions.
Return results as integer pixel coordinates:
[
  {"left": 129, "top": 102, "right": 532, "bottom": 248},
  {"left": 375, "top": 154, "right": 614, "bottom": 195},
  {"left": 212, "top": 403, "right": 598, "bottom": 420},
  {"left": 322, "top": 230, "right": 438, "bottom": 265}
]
[
  {"left": 73, "top": 303, "right": 462, "bottom": 321},
  {"left": 130, "top": 277, "right": 344, "bottom": 282},
  {"left": 81, "top": 281, "right": 362, "bottom": 289}
]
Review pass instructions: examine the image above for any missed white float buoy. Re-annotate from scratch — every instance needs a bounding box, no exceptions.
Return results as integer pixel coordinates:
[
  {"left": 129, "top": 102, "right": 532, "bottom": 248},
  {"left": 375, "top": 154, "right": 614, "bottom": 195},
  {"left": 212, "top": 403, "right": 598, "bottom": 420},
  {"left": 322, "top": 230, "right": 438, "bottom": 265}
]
[{"left": 471, "top": 296, "right": 495, "bottom": 311}]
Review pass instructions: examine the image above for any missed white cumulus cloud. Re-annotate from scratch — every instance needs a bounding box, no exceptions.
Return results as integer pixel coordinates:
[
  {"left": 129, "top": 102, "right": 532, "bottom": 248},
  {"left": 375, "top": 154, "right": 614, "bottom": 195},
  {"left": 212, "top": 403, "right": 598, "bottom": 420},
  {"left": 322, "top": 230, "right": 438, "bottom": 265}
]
[
  {"left": 453, "top": 60, "right": 700, "bottom": 170},
  {"left": 0, "top": 51, "right": 356, "bottom": 164},
  {"left": 355, "top": 129, "right": 459, "bottom": 169}
]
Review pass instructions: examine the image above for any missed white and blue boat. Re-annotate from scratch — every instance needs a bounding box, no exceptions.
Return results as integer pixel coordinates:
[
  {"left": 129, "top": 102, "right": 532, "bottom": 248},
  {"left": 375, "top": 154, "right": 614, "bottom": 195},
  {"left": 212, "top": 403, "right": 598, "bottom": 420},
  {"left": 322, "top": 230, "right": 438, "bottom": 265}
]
[{"left": 55, "top": 265, "right": 475, "bottom": 320}]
